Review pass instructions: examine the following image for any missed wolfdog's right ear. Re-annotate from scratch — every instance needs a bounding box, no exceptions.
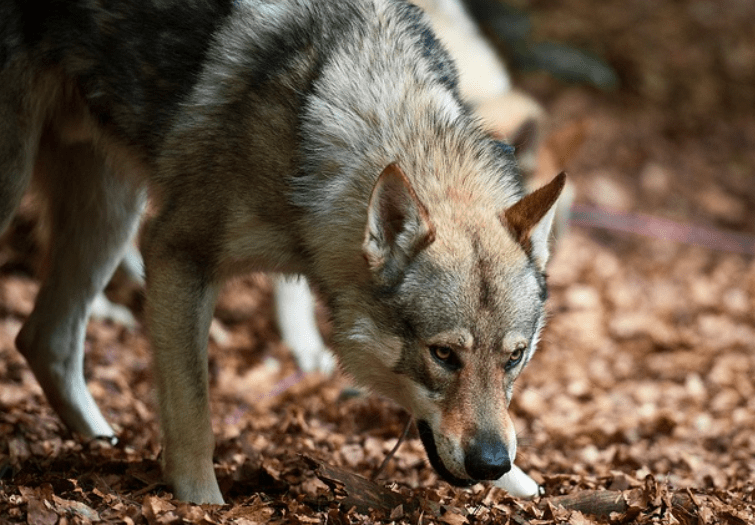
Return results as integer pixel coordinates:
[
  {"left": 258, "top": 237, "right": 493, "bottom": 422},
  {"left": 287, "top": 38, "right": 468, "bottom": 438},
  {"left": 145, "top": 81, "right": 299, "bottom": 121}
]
[{"left": 363, "top": 163, "right": 436, "bottom": 280}]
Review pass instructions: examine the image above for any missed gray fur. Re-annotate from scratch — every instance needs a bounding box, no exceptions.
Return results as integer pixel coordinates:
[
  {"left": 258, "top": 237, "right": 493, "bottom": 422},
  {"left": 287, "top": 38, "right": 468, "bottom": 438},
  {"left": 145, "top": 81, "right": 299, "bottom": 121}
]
[{"left": 0, "top": 0, "right": 562, "bottom": 503}]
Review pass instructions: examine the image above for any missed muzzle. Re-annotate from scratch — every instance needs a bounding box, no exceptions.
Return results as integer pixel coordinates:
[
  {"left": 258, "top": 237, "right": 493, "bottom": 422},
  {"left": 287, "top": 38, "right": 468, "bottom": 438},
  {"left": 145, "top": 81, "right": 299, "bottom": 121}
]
[{"left": 417, "top": 420, "right": 512, "bottom": 485}]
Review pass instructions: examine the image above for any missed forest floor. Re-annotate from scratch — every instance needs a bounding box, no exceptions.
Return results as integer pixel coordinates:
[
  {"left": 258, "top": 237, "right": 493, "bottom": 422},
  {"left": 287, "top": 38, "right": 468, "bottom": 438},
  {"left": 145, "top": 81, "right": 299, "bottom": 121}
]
[{"left": 1, "top": 0, "right": 754, "bottom": 523}]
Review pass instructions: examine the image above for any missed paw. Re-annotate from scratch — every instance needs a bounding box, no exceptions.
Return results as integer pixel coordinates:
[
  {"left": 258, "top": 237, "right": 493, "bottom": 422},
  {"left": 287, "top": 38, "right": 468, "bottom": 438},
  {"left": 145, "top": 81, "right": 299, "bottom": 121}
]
[
  {"left": 90, "top": 293, "right": 137, "bottom": 328},
  {"left": 294, "top": 345, "right": 337, "bottom": 375},
  {"left": 493, "top": 464, "right": 542, "bottom": 498},
  {"left": 164, "top": 454, "right": 224, "bottom": 504},
  {"left": 169, "top": 477, "right": 225, "bottom": 505}
]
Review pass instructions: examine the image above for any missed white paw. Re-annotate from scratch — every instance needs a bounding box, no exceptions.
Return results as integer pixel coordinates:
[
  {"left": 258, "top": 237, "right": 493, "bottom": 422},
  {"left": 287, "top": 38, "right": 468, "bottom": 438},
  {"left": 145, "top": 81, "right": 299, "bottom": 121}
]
[
  {"left": 90, "top": 293, "right": 137, "bottom": 328},
  {"left": 295, "top": 345, "right": 337, "bottom": 375},
  {"left": 493, "top": 464, "right": 541, "bottom": 498}
]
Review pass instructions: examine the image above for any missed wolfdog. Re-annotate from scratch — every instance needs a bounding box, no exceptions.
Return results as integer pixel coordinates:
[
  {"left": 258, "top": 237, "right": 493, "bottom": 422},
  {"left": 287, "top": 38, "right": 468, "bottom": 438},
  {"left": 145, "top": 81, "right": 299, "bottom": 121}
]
[{"left": 0, "top": 0, "right": 564, "bottom": 503}]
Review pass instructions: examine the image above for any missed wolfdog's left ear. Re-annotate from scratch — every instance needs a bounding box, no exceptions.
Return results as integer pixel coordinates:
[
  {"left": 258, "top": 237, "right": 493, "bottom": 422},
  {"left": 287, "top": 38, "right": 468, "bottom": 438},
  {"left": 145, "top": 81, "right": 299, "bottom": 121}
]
[
  {"left": 363, "top": 163, "right": 436, "bottom": 279},
  {"left": 501, "top": 172, "right": 566, "bottom": 271}
]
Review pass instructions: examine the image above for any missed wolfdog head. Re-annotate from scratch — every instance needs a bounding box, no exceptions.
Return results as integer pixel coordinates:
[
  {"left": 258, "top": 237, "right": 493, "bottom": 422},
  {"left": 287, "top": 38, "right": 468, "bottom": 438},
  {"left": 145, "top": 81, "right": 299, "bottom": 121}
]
[{"left": 331, "top": 163, "right": 565, "bottom": 485}]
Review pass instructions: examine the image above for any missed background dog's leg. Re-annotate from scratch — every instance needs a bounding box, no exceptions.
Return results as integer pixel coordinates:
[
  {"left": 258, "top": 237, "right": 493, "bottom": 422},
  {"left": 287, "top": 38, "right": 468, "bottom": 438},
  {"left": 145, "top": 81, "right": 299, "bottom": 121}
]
[
  {"left": 143, "top": 228, "right": 223, "bottom": 504},
  {"left": 274, "top": 276, "right": 335, "bottom": 374},
  {"left": 15, "top": 134, "right": 144, "bottom": 439}
]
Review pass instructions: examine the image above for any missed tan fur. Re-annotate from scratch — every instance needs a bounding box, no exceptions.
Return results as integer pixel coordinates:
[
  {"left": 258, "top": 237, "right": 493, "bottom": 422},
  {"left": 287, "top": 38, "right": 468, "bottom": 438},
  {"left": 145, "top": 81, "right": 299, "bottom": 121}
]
[{"left": 0, "top": 0, "right": 565, "bottom": 503}]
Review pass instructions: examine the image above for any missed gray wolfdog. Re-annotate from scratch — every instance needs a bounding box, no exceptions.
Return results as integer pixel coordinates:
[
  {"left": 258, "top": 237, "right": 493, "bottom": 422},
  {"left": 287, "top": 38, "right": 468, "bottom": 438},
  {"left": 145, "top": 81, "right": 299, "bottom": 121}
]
[{"left": 0, "top": 0, "right": 564, "bottom": 503}]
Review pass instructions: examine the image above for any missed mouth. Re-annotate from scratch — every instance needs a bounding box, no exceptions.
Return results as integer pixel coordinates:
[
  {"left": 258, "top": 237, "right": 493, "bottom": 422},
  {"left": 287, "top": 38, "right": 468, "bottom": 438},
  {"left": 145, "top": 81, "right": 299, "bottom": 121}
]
[{"left": 416, "top": 420, "right": 477, "bottom": 487}]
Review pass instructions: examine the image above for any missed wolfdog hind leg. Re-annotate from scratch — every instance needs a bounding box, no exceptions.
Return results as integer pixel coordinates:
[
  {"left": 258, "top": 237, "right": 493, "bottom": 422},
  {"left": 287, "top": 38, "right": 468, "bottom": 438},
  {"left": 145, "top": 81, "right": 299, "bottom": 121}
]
[
  {"left": 0, "top": 67, "right": 37, "bottom": 235},
  {"left": 15, "top": 134, "right": 145, "bottom": 440}
]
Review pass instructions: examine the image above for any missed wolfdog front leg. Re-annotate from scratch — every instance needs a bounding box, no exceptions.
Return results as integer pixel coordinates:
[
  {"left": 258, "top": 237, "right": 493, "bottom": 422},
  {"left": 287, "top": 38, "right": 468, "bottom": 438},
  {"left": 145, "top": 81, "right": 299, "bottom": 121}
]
[{"left": 143, "top": 219, "right": 224, "bottom": 504}]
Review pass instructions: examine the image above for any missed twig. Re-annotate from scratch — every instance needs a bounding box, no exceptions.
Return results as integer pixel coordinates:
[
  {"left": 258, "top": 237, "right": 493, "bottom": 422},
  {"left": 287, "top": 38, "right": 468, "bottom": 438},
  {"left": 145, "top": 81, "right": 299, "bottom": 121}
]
[
  {"left": 371, "top": 416, "right": 413, "bottom": 481},
  {"left": 543, "top": 489, "right": 697, "bottom": 517}
]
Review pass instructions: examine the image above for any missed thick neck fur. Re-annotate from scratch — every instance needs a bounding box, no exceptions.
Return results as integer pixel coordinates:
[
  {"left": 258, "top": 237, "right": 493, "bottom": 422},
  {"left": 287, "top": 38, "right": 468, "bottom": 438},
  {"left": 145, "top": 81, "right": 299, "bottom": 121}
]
[{"left": 292, "top": 0, "right": 523, "bottom": 304}]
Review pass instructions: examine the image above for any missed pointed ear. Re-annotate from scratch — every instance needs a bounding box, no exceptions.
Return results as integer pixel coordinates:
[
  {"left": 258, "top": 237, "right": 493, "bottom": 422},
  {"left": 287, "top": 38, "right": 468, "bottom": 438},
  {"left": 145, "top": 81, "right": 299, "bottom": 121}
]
[
  {"left": 363, "top": 163, "right": 435, "bottom": 279},
  {"left": 501, "top": 172, "right": 566, "bottom": 271}
]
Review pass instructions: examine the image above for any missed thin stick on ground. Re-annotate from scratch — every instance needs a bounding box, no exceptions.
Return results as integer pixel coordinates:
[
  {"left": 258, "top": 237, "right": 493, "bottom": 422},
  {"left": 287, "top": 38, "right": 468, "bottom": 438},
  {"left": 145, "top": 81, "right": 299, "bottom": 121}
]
[{"left": 371, "top": 416, "right": 414, "bottom": 481}]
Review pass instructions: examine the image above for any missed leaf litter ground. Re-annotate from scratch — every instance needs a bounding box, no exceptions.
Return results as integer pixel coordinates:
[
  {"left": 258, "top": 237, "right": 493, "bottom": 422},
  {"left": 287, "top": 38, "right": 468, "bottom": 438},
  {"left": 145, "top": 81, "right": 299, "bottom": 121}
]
[{"left": 2, "top": 0, "right": 755, "bottom": 523}]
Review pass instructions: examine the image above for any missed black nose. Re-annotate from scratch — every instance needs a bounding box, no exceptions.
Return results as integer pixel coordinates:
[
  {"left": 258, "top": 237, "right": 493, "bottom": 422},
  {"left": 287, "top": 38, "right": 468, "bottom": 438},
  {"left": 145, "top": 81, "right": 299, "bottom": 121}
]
[{"left": 464, "top": 432, "right": 511, "bottom": 480}]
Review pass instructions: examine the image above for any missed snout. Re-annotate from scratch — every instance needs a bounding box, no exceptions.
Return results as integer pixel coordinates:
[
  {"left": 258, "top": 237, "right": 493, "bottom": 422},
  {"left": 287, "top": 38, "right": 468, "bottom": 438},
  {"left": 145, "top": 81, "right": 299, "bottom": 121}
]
[
  {"left": 417, "top": 420, "right": 514, "bottom": 485},
  {"left": 464, "top": 431, "right": 511, "bottom": 480}
]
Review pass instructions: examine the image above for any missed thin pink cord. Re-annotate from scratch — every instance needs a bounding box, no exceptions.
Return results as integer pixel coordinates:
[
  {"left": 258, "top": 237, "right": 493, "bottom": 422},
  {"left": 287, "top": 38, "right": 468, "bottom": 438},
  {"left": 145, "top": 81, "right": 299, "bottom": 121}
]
[{"left": 570, "top": 204, "right": 755, "bottom": 255}]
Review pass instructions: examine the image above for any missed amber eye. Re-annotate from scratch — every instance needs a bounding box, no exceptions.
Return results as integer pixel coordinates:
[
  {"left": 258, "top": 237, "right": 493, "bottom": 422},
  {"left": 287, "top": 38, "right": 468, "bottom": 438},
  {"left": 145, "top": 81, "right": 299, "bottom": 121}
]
[
  {"left": 431, "top": 345, "right": 452, "bottom": 360},
  {"left": 430, "top": 345, "right": 461, "bottom": 370},
  {"left": 506, "top": 345, "right": 526, "bottom": 370}
]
